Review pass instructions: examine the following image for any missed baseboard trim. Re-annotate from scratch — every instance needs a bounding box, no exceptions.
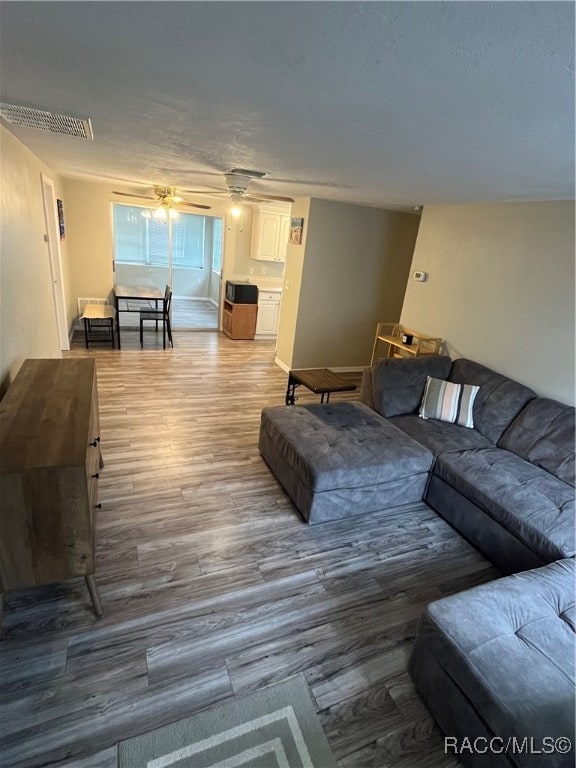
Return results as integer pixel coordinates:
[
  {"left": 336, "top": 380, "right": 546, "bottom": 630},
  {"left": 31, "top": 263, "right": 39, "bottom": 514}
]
[{"left": 274, "top": 357, "right": 290, "bottom": 373}]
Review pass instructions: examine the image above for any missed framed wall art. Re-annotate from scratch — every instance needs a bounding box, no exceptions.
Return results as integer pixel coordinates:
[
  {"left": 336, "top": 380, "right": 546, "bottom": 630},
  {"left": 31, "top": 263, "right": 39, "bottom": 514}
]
[
  {"left": 289, "top": 217, "right": 304, "bottom": 245},
  {"left": 57, "top": 199, "right": 66, "bottom": 240}
]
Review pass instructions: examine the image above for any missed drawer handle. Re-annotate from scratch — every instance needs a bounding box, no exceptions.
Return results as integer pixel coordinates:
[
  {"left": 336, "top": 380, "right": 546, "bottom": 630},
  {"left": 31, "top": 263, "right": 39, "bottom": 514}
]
[
  {"left": 90, "top": 438, "right": 100, "bottom": 447},
  {"left": 95, "top": 503, "right": 102, "bottom": 509},
  {"left": 92, "top": 473, "right": 99, "bottom": 479}
]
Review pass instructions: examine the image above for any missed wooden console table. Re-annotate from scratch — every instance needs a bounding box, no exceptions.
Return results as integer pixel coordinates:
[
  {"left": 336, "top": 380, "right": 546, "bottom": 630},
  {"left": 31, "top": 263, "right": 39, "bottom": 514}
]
[{"left": 0, "top": 358, "right": 104, "bottom": 625}]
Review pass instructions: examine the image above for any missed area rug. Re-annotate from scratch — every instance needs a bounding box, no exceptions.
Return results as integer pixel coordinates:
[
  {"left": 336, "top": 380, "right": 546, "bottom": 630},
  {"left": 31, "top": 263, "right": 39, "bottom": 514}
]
[{"left": 118, "top": 674, "right": 339, "bottom": 768}]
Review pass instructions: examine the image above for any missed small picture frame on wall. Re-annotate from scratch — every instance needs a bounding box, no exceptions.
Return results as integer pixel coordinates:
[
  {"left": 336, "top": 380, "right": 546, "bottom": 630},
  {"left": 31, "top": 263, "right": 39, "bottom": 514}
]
[
  {"left": 57, "top": 199, "right": 66, "bottom": 240},
  {"left": 289, "top": 217, "right": 304, "bottom": 245}
]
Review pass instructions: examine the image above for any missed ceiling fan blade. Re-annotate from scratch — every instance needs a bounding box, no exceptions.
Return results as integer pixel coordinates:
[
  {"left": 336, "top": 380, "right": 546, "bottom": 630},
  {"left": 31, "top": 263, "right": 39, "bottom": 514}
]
[
  {"left": 245, "top": 193, "right": 294, "bottom": 203},
  {"left": 113, "top": 191, "right": 155, "bottom": 200},
  {"left": 179, "top": 201, "right": 212, "bottom": 210},
  {"left": 263, "top": 177, "right": 344, "bottom": 189},
  {"left": 183, "top": 189, "right": 228, "bottom": 196},
  {"left": 242, "top": 195, "right": 268, "bottom": 204}
]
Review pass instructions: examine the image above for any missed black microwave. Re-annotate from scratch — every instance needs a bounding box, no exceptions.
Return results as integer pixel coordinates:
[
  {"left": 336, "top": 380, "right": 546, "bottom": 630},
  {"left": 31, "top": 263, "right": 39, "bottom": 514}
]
[{"left": 225, "top": 281, "right": 258, "bottom": 304}]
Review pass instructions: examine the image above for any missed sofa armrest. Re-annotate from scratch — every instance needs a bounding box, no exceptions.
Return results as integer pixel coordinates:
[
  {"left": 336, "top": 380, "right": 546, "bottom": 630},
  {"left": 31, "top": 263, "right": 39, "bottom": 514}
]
[
  {"left": 359, "top": 367, "right": 375, "bottom": 410},
  {"left": 369, "top": 355, "right": 453, "bottom": 417}
]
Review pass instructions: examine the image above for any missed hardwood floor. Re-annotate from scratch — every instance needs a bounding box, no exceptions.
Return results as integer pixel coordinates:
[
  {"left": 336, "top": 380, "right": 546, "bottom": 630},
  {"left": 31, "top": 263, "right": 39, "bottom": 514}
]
[
  {"left": 118, "top": 297, "right": 218, "bottom": 331},
  {"left": 171, "top": 297, "right": 218, "bottom": 329},
  {"left": 0, "top": 331, "right": 500, "bottom": 767}
]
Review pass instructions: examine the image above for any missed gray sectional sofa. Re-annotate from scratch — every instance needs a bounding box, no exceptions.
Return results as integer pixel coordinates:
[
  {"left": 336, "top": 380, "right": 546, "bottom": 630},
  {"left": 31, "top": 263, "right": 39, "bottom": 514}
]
[
  {"left": 360, "top": 355, "right": 575, "bottom": 574},
  {"left": 259, "top": 355, "right": 575, "bottom": 766},
  {"left": 410, "top": 558, "right": 575, "bottom": 768}
]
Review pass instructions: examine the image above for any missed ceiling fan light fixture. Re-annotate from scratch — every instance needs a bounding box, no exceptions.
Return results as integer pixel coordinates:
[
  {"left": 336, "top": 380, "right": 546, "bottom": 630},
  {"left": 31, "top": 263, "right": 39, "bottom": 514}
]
[
  {"left": 224, "top": 173, "right": 252, "bottom": 195},
  {"left": 230, "top": 205, "right": 242, "bottom": 219}
]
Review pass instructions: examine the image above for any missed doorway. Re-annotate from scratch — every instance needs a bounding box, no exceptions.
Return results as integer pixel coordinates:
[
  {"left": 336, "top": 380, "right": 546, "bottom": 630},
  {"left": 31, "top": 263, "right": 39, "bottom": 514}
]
[
  {"left": 112, "top": 203, "right": 223, "bottom": 330},
  {"left": 41, "top": 174, "right": 69, "bottom": 350}
]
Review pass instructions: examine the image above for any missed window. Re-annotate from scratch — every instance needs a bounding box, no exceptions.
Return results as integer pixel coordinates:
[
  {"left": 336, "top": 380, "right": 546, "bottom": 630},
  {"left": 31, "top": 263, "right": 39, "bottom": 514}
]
[
  {"left": 113, "top": 204, "right": 223, "bottom": 270},
  {"left": 212, "top": 217, "right": 223, "bottom": 273}
]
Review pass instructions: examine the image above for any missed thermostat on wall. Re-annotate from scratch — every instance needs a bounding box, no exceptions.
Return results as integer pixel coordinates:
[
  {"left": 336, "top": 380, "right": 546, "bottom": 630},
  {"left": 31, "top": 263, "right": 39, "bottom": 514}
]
[{"left": 413, "top": 271, "right": 428, "bottom": 282}]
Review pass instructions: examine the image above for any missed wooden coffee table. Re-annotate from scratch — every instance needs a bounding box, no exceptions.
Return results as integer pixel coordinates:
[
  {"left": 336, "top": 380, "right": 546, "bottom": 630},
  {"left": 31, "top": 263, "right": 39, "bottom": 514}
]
[{"left": 285, "top": 368, "right": 357, "bottom": 405}]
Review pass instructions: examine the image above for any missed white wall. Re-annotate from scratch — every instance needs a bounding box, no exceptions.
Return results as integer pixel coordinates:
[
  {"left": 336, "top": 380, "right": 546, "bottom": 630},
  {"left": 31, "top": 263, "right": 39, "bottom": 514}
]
[
  {"left": 276, "top": 198, "right": 419, "bottom": 370},
  {"left": 401, "top": 202, "right": 575, "bottom": 404},
  {"left": 0, "top": 126, "right": 71, "bottom": 390}
]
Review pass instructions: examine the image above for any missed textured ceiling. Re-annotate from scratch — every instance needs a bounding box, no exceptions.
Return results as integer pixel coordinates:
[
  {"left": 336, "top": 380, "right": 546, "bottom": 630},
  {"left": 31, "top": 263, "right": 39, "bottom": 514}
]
[{"left": 1, "top": 2, "right": 574, "bottom": 209}]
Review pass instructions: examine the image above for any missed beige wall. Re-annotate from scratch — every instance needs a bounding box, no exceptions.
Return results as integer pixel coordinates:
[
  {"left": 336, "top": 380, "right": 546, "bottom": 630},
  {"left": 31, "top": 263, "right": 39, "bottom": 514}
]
[
  {"left": 63, "top": 179, "right": 115, "bottom": 306},
  {"left": 275, "top": 199, "right": 311, "bottom": 367},
  {"left": 62, "top": 180, "right": 276, "bottom": 322},
  {"left": 0, "top": 126, "right": 71, "bottom": 390},
  {"left": 276, "top": 198, "right": 419, "bottom": 370},
  {"left": 231, "top": 206, "right": 285, "bottom": 282},
  {"left": 401, "top": 201, "right": 575, "bottom": 404}
]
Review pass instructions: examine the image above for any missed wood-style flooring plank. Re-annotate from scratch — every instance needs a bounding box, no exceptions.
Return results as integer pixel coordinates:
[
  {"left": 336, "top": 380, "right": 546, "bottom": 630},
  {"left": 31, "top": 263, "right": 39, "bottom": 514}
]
[
  {"left": 318, "top": 681, "right": 406, "bottom": 760},
  {"left": 0, "top": 331, "right": 499, "bottom": 767}
]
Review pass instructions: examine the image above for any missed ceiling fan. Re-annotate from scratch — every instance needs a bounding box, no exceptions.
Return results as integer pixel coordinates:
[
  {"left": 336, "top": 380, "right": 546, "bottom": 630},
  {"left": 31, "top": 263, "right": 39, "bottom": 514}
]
[
  {"left": 184, "top": 168, "right": 294, "bottom": 205},
  {"left": 112, "top": 185, "right": 211, "bottom": 212}
]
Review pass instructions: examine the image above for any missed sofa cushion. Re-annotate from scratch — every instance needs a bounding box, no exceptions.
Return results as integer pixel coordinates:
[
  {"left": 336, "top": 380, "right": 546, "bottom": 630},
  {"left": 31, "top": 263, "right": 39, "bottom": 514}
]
[
  {"left": 419, "top": 376, "right": 479, "bottom": 428},
  {"left": 390, "top": 414, "right": 493, "bottom": 456},
  {"left": 434, "top": 448, "right": 576, "bottom": 562},
  {"left": 259, "top": 401, "right": 432, "bottom": 493},
  {"left": 370, "top": 355, "right": 453, "bottom": 417},
  {"left": 415, "top": 559, "right": 575, "bottom": 756},
  {"left": 499, "top": 397, "right": 575, "bottom": 487},
  {"left": 448, "top": 358, "right": 535, "bottom": 444}
]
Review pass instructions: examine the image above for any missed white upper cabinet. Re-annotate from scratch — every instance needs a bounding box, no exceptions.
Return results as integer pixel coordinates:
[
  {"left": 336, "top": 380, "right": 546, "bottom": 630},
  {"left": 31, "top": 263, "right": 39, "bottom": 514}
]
[
  {"left": 251, "top": 205, "right": 291, "bottom": 262},
  {"left": 279, "top": 215, "right": 291, "bottom": 261}
]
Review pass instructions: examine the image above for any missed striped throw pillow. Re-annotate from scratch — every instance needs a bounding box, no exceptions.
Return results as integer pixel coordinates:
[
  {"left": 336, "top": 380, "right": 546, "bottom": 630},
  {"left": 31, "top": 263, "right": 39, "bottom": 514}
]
[{"left": 419, "top": 376, "right": 479, "bottom": 428}]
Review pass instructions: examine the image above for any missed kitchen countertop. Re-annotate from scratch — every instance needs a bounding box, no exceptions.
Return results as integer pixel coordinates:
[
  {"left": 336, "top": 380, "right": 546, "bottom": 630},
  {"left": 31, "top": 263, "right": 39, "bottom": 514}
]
[
  {"left": 254, "top": 284, "right": 282, "bottom": 293},
  {"left": 231, "top": 277, "right": 283, "bottom": 291}
]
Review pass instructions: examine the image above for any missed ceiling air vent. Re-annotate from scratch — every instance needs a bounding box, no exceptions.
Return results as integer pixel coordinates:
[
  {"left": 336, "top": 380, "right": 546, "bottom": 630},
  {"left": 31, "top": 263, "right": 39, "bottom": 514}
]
[{"left": 0, "top": 103, "right": 94, "bottom": 140}]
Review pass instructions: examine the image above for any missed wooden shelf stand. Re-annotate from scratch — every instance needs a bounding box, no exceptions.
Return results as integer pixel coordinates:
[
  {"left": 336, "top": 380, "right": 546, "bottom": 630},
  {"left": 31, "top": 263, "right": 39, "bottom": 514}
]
[{"left": 371, "top": 322, "right": 442, "bottom": 364}]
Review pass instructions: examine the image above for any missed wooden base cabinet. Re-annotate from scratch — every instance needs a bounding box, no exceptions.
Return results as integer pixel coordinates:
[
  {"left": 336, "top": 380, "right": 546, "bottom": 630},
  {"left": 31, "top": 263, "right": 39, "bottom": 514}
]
[
  {"left": 222, "top": 300, "right": 258, "bottom": 340},
  {"left": 0, "top": 358, "right": 104, "bottom": 625}
]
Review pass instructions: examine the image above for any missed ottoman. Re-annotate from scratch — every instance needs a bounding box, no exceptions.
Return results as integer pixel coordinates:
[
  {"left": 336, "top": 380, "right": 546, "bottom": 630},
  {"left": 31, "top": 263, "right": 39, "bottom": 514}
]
[
  {"left": 258, "top": 401, "right": 433, "bottom": 524},
  {"left": 409, "top": 558, "right": 576, "bottom": 768}
]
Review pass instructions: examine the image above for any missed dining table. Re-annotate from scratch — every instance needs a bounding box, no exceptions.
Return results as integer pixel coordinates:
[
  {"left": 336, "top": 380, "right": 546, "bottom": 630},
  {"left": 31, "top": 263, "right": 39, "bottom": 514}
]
[{"left": 113, "top": 284, "right": 164, "bottom": 349}]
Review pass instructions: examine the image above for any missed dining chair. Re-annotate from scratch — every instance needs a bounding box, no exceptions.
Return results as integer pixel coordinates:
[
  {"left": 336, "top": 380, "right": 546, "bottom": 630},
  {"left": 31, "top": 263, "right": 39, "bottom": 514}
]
[{"left": 139, "top": 285, "right": 173, "bottom": 348}]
